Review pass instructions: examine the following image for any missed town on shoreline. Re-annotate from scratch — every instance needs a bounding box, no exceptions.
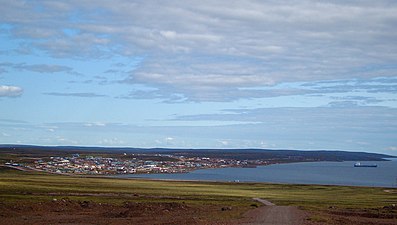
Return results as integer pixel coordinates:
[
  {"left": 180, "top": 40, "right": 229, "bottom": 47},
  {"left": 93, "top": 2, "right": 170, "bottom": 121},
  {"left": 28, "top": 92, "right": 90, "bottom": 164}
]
[
  {"left": 2, "top": 145, "right": 393, "bottom": 176},
  {"left": 6, "top": 153, "right": 270, "bottom": 175}
]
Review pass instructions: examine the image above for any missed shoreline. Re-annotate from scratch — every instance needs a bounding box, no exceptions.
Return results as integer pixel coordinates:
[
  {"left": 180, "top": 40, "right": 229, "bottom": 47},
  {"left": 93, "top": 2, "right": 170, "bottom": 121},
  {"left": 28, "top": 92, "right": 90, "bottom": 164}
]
[
  {"left": 3, "top": 159, "right": 396, "bottom": 189},
  {"left": 110, "top": 160, "right": 397, "bottom": 189},
  {"left": 3, "top": 164, "right": 395, "bottom": 190}
]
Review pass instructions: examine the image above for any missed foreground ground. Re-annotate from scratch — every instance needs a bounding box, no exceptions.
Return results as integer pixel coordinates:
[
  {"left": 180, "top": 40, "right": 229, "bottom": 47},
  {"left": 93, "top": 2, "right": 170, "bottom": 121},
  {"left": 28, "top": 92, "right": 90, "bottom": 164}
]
[
  {"left": 0, "top": 166, "right": 396, "bottom": 224},
  {"left": 237, "top": 205, "right": 307, "bottom": 225}
]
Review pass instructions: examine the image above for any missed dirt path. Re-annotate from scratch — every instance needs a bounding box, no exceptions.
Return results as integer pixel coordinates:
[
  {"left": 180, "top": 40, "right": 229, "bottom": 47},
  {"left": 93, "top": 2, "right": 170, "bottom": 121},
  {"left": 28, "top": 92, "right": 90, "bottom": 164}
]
[
  {"left": 252, "top": 198, "right": 275, "bottom": 206},
  {"left": 236, "top": 199, "right": 307, "bottom": 225}
]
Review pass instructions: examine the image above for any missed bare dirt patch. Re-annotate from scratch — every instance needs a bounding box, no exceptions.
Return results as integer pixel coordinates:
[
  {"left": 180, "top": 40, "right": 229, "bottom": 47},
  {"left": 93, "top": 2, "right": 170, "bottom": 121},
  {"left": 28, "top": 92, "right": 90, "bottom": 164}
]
[
  {"left": 306, "top": 207, "right": 397, "bottom": 225},
  {"left": 0, "top": 199, "right": 237, "bottom": 225},
  {"left": 236, "top": 205, "right": 308, "bottom": 225}
]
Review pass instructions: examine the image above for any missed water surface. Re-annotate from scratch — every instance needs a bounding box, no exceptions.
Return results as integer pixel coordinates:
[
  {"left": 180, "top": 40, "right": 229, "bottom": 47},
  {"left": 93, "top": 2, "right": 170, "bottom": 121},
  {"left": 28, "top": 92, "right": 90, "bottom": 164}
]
[{"left": 117, "top": 159, "right": 397, "bottom": 187}]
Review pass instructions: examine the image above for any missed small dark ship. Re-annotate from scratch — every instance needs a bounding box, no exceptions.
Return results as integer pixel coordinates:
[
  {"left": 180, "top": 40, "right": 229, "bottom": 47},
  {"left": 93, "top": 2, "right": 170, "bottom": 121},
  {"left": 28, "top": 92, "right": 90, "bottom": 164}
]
[{"left": 354, "top": 162, "right": 378, "bottom": 167}]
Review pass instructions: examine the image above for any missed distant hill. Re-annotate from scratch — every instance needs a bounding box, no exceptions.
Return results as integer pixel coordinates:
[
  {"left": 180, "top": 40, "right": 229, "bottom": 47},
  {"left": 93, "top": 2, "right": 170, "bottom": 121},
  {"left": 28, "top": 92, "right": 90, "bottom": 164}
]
[
  {"left": 161, "top": 149, "right": 395, "bottom": 162},
  {"left": 0, "top": 144, "right": 394, "bottom": 162}
]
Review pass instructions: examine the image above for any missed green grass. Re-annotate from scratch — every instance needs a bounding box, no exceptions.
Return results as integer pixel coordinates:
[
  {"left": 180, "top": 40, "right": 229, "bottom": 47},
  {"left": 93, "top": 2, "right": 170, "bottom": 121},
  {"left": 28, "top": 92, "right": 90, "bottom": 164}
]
[
  {"left": 0, "top": 167, "right": 396, "bottom": 210},
  {"left": 307, "top": 214, "right": 330, "bottom": 223}
]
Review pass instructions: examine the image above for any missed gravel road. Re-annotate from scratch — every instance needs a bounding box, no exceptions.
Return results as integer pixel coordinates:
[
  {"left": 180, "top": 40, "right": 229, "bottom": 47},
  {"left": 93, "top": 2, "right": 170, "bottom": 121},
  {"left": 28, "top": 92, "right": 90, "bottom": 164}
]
[{"left": 236, "top": 198, "right": 307, "bottom": 225}]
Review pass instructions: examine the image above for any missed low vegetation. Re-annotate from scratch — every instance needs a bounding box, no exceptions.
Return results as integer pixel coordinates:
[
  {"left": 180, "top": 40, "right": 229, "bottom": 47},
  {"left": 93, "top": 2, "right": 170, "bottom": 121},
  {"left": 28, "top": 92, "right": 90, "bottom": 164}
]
[{"left": 0, "top": 166, "right": 396, "bottom": 224}]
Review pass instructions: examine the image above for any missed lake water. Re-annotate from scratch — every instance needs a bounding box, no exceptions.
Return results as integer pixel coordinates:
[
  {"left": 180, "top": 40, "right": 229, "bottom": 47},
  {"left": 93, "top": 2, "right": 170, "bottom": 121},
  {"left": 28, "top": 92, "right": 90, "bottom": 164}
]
[{"left": 117, "top": 159, "right": 397, "bottom": 188}]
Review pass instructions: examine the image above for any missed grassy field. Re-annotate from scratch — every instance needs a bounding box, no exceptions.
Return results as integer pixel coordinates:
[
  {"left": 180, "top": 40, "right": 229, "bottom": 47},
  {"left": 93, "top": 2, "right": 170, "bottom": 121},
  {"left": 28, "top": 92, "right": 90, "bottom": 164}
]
[
  {"left": 1, "top": 166, "right": 397, "bottom": 224},
  {"left": 1, "top": 166, "right": 396, "bottom": 209}
]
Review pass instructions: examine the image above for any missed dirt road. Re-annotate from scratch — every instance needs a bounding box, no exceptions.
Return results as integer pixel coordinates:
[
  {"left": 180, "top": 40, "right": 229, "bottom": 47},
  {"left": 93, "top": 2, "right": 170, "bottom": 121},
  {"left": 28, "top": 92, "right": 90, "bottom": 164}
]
[
  {"left": 252, "top": 198, "right": 275, "bottom": 206},
  {"left": 236, "top": 198, "right": 307, "bottom": 225}
]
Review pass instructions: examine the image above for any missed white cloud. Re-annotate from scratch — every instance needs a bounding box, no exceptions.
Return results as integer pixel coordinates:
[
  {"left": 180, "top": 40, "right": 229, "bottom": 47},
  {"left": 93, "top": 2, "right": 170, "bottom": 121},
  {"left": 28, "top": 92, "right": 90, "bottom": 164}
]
[
  {"left": 44, "top": 92, "right": 107, "bottom": 98},
  {"left": 165, "top": 137, "right": 174, "bottom": 141},
  {"left": 154, "top": 137, "right": 177, "bottom": 146},
  {"left": 84, "top": 122, "right": 107, "bottom": 127},
  {"left": 99, "top": 138, "right": 125, "bottom": 145},
  {"left": 0, "top": 85, "right": 23, "bottom": 97},
  {"left": 1, "top": 0, "right": 397, "bottom": 102},
  {"left": 218, "top": 140, "right": 229, "bottom": 146}
]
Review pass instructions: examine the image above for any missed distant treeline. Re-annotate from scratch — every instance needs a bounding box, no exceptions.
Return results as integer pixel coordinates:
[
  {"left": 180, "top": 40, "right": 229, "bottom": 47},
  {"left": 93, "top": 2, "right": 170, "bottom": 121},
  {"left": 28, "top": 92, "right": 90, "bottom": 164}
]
[{"left": 0, "top": 144, "right": 394, "bottom": 162}]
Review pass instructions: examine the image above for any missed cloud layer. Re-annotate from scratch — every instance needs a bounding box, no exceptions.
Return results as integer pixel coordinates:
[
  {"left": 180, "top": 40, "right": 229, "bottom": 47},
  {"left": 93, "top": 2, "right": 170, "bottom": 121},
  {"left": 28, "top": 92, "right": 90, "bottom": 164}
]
[
  {"left": 1, "top": 0, "right": 397, "bottom": 101},
  {"left": 44, "top": 92, "right": 107, "bottom": 98},
  {"left": 0, "top": 1, "right": 396, "bottom": 152}
]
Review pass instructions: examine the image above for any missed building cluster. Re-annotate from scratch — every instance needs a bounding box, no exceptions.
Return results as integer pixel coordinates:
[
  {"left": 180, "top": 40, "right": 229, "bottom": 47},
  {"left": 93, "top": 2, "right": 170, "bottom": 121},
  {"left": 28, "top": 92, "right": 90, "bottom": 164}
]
[{"left": 29, "top": 154, "right": 269, "bottom": 175}]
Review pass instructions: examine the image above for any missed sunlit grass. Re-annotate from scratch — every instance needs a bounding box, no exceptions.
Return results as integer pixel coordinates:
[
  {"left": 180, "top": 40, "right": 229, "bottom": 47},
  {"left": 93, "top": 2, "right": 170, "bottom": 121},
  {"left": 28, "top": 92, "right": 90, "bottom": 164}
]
[{"left": 1, "top": 167, "right": 396, "bottom": 210}]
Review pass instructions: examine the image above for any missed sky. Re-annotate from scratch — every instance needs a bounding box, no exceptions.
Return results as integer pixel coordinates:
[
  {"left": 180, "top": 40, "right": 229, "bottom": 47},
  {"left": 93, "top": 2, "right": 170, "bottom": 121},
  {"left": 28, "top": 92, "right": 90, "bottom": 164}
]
[{"left": 0, "top": 0, "right": 396, "bottom": 154}]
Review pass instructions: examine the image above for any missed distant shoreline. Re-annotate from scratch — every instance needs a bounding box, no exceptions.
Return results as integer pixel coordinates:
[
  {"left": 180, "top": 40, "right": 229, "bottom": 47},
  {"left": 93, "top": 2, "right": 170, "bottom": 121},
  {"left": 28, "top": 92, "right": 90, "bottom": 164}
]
[{"left": 112, "top": 160, "right": 397, "bottom": 188}]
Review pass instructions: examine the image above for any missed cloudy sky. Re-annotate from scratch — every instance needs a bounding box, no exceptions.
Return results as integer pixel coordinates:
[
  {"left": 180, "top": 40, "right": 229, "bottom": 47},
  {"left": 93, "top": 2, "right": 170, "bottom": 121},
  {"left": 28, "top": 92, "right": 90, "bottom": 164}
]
[{"left": 1, "top": 0, "right": 396, "bottom": 154}]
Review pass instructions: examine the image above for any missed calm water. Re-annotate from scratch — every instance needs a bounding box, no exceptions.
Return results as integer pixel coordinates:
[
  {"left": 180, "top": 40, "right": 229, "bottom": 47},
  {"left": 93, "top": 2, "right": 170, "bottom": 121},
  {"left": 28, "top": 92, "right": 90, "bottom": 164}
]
[{"left": 117, "top": 159, "right": 397, "bottom": 188}]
